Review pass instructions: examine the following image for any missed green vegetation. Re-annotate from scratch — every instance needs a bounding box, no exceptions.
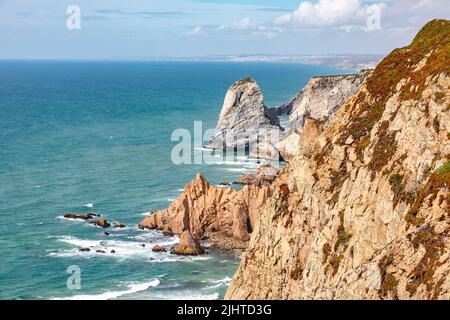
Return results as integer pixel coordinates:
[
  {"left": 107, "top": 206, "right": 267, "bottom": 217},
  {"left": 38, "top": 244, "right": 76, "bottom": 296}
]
[
  {"left": 338, "top": 20, "right": 450, "bottom": 167},
  {"left": 434, "top": 91, "right": 445, "bottom": 102},
  {"left": 389, "top": 173, "right": 404, "bottom": 207},
  {"left": 368, "top": 121, "right": 398, "bottom": 177},
  {"left": 329, "top": 255, "right": 343, "bottom": 276},
  {"left": 322, "top": 243, "right": 331, "bottom": 264},
  {"left": 432, "top": 118, "right": 440, "bottom": 133},
  {"left": 378, "top": 254, "right": 398, "bottom": 299},
  {"left": 405, "top": 159, "right": 450, "bottom": 226},
  {"left": 435, "top": 159, "right": 450, "bottom": 175},
  {"left": 406, "top": 226, "right": 446, "bottom": 297}
]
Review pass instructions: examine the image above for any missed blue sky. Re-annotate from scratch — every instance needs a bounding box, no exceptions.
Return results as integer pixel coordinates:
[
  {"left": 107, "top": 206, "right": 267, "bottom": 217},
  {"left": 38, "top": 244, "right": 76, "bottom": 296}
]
[{"left": 0, "top": 0, "right": 448, "bottom": 59}]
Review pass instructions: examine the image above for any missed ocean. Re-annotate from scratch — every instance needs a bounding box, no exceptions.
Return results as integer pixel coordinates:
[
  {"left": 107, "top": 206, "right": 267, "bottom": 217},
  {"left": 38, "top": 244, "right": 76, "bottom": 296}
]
[{"left": 0, "top": 61, "right": 347, "bottom": 300}]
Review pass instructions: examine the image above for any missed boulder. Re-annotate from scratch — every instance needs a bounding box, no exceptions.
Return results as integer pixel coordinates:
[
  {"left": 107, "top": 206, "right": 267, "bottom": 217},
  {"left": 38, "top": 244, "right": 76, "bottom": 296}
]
[
  {"left": 114, "top": 223, "right": 126, "bottom": 228},
  {"left": 90, "top": 218, "right": 110, "bottom": 228},
  {"left": 64, "top": 213, "right": 78, "bottom": 220},
  {"left": 170, "top": 230, "right": 205, "bottom": 256},
  {"left": 152, "top": 245, "right": 167, "bottom": 253},
  {"left": 64, "top": 213, "right": 98, "bottom": 220},
  {"left": 79, "top": 213, "right": 95, "bottom": 220}
]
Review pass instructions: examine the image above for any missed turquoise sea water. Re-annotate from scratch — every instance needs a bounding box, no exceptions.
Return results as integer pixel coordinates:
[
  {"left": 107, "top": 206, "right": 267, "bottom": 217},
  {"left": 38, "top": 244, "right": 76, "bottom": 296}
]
[{"left": 0, "top": 61, "right": 346, "bottom": 300}]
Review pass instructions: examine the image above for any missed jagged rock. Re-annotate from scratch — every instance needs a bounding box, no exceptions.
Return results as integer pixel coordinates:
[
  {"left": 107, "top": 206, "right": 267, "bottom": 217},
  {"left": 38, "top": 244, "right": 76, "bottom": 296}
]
[
  {"left": 206, "top": 78, "right": 283, "bottom": 156},
  {"left": 139, "top": 172, "right": 273, "bottom": 250},
  {"left": 170, "top": 230, "right": 205, "bottom": 256},
  {"left": 226, "top": 20, "right": 450, "bottom": 300},
  {"left": 114, "top": 223, "right": 126, "bottom": 228},
  {"left": 152, "top": 244, "right": 167, "bottom": 252}
]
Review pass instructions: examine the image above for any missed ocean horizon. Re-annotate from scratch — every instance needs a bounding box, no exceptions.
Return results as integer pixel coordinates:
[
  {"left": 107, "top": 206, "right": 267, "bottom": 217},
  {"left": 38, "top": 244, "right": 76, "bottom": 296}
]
[{"left": 0, "top": 60, "right": 349, "bottom": 300}]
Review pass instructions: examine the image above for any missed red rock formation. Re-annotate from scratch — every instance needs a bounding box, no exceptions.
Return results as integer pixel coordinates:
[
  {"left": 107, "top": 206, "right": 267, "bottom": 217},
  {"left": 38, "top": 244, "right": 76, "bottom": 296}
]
[{"left": 139, "top": 169, "right": 275, "bottom": 250}]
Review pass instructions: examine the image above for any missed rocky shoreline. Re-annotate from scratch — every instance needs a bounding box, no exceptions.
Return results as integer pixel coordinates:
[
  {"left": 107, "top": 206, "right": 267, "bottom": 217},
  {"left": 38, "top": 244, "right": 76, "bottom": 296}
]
[{"left": 139, "top": 20, "right": 450, "bottom": 300}]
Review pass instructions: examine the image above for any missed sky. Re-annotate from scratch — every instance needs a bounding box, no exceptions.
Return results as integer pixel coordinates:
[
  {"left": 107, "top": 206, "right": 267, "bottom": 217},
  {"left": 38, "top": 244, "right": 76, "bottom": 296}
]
[{"left": 0, "top": 0, "right": 449, "bottom": 59}]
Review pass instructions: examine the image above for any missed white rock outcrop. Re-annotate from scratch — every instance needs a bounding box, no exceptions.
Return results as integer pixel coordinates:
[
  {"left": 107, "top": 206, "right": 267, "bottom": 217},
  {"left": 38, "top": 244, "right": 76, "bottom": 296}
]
[{"left": 206, "top": 78, "right": 283, "bottom": 159}]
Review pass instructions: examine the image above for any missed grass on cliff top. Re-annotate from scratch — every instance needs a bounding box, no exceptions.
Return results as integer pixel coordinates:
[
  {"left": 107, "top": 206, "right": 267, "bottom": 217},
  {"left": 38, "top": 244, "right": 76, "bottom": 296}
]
[
  {"left": 366, "top": 19, "right": 450, "bottom": 105},
  {"left": 234, "top": 77, "right": 255, "bottom": 86},
  {"left": 337, "top": 19, "right": 450, "bottom": 174}
]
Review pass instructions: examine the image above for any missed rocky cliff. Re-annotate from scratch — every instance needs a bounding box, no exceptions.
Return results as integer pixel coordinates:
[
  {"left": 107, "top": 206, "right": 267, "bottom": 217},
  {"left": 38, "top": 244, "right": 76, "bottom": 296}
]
[
  {"left": 226, "top": 19, "right": 450, "bottom": 300},
  {"left": 277, "top": 70, "right": 371, "bottom": 161},
  {"left": 282, "top": 70, "right": 372, "bottom": 128},
  {"left": 206, "top": 78, "right": 283, "bottom": 159},
  {"left": 139, "top": 168, "right": 277, "bottom": 250}
]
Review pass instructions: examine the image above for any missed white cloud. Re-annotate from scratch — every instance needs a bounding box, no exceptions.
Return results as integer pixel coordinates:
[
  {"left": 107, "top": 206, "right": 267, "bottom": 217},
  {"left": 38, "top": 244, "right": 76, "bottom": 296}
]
[
  {"left": 218, "top": 17, "right": 254, "bottom": 31},
  {"left": 185, "top": 26, "right": 203, "bottom": 35},
  {"left": 274, "top": 0, "right": 385, "bottom": 28},
  {"left": 232, "top": 17, "right": 254, "bottom": 29}
]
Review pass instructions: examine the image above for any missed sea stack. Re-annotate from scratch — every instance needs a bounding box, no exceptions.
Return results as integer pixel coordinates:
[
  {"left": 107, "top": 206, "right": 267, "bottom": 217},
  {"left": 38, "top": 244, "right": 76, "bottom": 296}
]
[{"left": 206, "top": 77, "right": 283, "bottom": 159}]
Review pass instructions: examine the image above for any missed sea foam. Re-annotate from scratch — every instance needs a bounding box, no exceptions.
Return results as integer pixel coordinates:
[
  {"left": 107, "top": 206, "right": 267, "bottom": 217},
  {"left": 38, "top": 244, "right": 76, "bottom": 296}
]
[{"left": 53, "top": 279, "right": 160, "bottom": 300}]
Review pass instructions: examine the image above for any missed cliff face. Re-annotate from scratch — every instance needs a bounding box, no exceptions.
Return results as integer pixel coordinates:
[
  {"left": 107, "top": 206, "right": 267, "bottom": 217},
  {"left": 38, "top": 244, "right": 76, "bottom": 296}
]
[
  {"left": 139, "top": 172, "right": 275, "bottom": 250},
  {"left": 226, "top": 20, "right": 450, "bottom": 300},
  {"left": 278, "top": 70, "right": 371, "bottom": 161},
  {"left": 283, "top": 70, "right": 371, "bottom": 128},
  {"left": 206, "top": 78, "right": 282, "bottom": 157}
]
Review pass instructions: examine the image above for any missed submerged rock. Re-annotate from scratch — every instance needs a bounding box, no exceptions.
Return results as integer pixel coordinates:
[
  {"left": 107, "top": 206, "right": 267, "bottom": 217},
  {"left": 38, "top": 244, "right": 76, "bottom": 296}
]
[
  {"left": 64, "top": 212, "right": 98, "bottom": 220},
  {"left": 90, "top": 218, "right": 110, "bottom": 228},
  {"left": 152, "top": 244, "right": 167, "bottom": 253}
]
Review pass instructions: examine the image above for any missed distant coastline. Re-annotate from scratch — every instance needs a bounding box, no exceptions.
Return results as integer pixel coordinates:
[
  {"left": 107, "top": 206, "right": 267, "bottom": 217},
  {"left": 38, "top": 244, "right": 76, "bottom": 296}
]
[
  {"left": 105, "top": 54, "right": 383, "bottom": 71},
  {"left": 0, "top": 55, "right": 382, "bottom": 72}
]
